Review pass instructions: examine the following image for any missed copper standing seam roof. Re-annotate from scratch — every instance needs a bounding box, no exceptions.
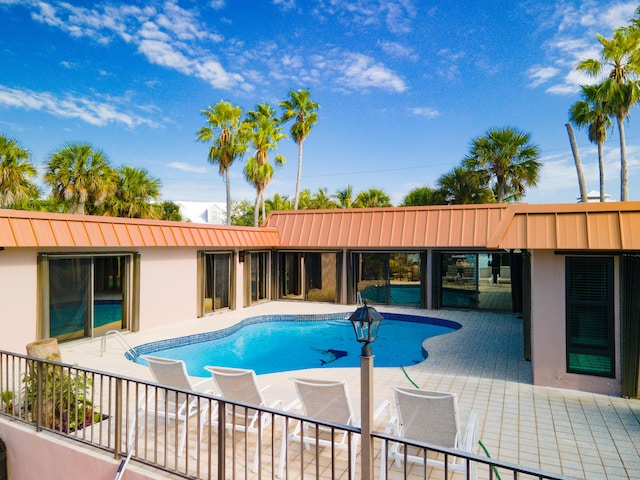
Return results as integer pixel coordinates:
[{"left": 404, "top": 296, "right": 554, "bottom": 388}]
[
  {"left": 486, "top": 201, "right": 640, "bottom": 250},
  {"left": 0, "top": 209, "right": 280, "bottom": 248},
  {"left": 263, "top": 204, "right": 512, "bottom": 248},
  {"left": 264, "top": 202, "right": 640, "bottom": 251},
  {"left": 2, "top": 202, "right": 640, "bottom": 251}
]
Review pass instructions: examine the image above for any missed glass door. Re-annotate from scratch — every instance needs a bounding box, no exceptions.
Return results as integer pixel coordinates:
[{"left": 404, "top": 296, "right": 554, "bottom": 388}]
[{"left": 46, "top": 255, "right": 129, "bottom": 341}]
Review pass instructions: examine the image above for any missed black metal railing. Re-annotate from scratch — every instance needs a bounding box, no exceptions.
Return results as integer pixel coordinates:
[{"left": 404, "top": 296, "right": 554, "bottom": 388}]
[{"left": 0, "top": 350, "right": 566, "bottom": 479}]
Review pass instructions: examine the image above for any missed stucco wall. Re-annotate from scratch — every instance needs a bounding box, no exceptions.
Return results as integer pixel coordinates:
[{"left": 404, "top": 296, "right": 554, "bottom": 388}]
[
  {"left": 137, "top": 247, "right": 198, "bottom": 330},
  {"left": 0, "top": 247, "right": 238, "bottom": 355},
  {"left": 530, "top": 250, "right": 621, "bottom": 395},
  {"left": 0, "top": 418, "right": 155, "bottom": 480},
  {"left": 0, "top": 249, "right": 38, "bottom": 354}
]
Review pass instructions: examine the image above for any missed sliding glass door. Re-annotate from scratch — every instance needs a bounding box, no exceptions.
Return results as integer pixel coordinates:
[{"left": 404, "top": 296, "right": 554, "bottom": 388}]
[
  {"left": 204, "top": 252, "right": 232, "bottom": 312},
  {"left": 41, "top": 254, "right": 131, "bottom": 341}
]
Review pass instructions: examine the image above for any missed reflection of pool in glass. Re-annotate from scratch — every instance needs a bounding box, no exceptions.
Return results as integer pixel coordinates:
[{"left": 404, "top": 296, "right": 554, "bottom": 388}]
[
  {"left": 361, "top": 284, "right": 421, "bottom": 306},
  {"left": 50, "top": 301, "right": 123, "bottom": 337},
  {"left": 133, "top": 312, "right": 460, "bottom": 376}
]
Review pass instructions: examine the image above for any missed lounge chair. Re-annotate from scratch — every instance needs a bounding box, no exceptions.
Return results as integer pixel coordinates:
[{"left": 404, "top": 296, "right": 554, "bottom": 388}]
[
  {"left": 286, "top": 378, "right": 390, "bottom": 478},
  {"left": 204, "top": 366, "right": 298, "bottom": 475},
  {"left": 139, "top": 355, "right": 216, "bottom": 457},
  {"left": 381, "top": 386, "right": 477, "bottom": 479}
]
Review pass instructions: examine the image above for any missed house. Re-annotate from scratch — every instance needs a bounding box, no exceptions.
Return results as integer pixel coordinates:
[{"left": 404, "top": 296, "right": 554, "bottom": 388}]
[
  {"left": 175, "top": 200, "right": 227, "bottom": 224},
  {"left": 0, "top": 201, "right": 638, "bottom": 398}
]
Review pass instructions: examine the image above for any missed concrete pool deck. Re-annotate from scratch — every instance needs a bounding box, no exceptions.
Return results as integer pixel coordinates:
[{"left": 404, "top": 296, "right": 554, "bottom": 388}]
[{"left": 59, "top": 302, "right": 640, "bottom": 480}]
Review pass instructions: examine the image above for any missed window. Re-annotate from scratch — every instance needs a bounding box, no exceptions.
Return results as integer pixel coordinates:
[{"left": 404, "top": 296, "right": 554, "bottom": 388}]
[
  {"left": 566, "top": 257, "right": 615, "bottom": 377},
  {"left": 248, "top": 251, "right": 269, "bottom": 304}
]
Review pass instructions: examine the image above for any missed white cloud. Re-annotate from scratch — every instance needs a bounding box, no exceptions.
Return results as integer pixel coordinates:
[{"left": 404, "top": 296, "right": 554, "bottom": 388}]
[
  {"left": 338, "top": 53, "right": 407, "bottom": 92},
  {"left": 410, "top": 107, "right": 439, "bottom": 118},
  {"left": 527, "top": 66, "right": 560, "bottom": 87},
  {"left": 380, "top": 41, "right": 417, "bottom": 60},
  {"left": 167, "top": 162, "right": 208, "bottom": 174},
  {"left": 313, "top": 0, "right": 417, "bottom": 34},
  {"left": 0, "top": 85, "right": 160, "bottom": 128}
]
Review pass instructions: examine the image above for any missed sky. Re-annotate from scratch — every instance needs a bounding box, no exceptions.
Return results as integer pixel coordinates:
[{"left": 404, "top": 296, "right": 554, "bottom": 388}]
[{"left": 1, "top": 0, "right": 640, "bottom": 208}]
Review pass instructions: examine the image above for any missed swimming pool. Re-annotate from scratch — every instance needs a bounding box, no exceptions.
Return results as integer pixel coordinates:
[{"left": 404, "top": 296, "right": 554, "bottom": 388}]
[{"left": 133, "top": 312, "right": 460, "bottom": 376}]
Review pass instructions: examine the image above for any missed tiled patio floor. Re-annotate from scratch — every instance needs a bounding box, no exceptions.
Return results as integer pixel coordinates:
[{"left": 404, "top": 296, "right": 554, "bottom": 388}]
[{"left": 60, "top": 302, "right": 640, "bottom": 480}]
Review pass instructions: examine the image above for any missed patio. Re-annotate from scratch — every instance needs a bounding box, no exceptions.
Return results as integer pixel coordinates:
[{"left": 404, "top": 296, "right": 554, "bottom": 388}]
[{"left": 59, "top": 302, "right": 640, "bottom": 479}]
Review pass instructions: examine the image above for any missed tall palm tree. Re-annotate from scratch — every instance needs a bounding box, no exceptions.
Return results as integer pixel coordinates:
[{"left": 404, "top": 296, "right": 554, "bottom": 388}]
[
  {"left": 102, "top": 166, "right": 161, "bottom": 218},
  {"left": 564, "top": 123, "right": 589, "bottom": 202},
  {"left": 0, "top": 134, "right": 39, "bottom": 208},
  {"left": 463, "top": 127, "right": 541, "bottom": 203},
  {"left": 577, "top": 27, "right": 640, "bottom": 201},
  {"left": 437, "top": 166, "right": 495, "bottom": 204},
  {"left": 569, "top": 84, "right": 612, "bottom": 202},
  {"left": 353, "top": 188, "right": 392, "bottom": 208},
  {"left": 279, "top": 89, "right": 319, "bottom": 210},
  {"left": 243, "top": 103, "right": 287, "bottom": 226},
  {"left": 196, "top": 100, "right": 249, "bottom": 225},
  {"left": 44, "top": 143, "right": 117, "bottom": 215},
  {"left": 333, "top": 185, "right": 354, "bottom": 208}
]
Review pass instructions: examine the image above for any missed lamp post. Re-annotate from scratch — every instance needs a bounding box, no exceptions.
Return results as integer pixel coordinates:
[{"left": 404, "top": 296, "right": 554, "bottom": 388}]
[{"left": 349, "top": 300, "right": 383, "bottom": 480}]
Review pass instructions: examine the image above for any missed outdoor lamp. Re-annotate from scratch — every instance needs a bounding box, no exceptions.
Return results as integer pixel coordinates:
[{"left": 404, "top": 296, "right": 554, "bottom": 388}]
[
  {"left": 349, "top": 300, "right": 383, "bottom": 480},
  {"left": 349, "top": 300, "right": 383, "bottom": 356}
]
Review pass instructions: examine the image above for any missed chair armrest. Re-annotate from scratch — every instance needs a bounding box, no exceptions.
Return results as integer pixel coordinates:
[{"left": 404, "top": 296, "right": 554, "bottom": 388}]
[
  {"left": 462, "top": 411, "right": 478, "bottom": 453},
  {"left": 384, "top": 416, "right": 399, "bottom": 435},
  {"left": 374, "top": 399, "right": 392, "bottom": 422}
]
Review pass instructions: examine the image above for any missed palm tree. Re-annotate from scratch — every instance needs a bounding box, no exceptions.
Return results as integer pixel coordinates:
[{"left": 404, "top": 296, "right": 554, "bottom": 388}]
[
  {"left": 196, "top": 100, "right": 249, "bottom": 225},
  {"left": 577, "top": 27, "right": 640, "bottom": 201},
  {"left": 353, "top": 188, "right": 392, "bottom": 208},
  {"left": 310, "top": 187, "right": 338, "bottom": 209},
  {"left": 463, "top": 127, "right": 541, "bottom": 203},
  {"left": 400, "top": 186, "right": 445, "bottom": 206},
  {"left": 102, "top": 166, "right": 161, "bottom": 218},
  {"left": 243, "top": 103, "right": 287, "bottom": 226},
  {"left": 279, "top": 89, "right": 319, "bottom": 210},
  {"left": 569, "top": 84, "right": 612, "bottom": 202},
  {"left": 333, "top": 185, "right": 354, "bottom": 208},
  {"left": 44, "top": 143, "right": 117, "bottom": 215},
  {"left": 157, "top": 200, "right": 183, "bottom": 221},
  {"left": 437, "top": 166, "right": 495, "bottom": 204},
  {"left": 265, "top": 193, "right": 293, "bottom": 212},
  {"left": 564, "top": 123, "right": 589, "bottom": 202},
  {"left": 0, "top": 134, "right": 39, "bottom": 208}
]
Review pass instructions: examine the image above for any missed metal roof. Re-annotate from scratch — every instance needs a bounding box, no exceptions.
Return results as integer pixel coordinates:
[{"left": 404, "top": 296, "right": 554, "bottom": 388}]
[
  {"left": 486, "top": 201, "right": 640, "bottom": 250},
  {"left": 2, "top": 201, "right": 639, "bottom": 251},
  {"left": 263, "top": 205, "right": 511, "bottom": 248},
  {"left": 0, "top": 209, "right": 280, "bottom": 248}
]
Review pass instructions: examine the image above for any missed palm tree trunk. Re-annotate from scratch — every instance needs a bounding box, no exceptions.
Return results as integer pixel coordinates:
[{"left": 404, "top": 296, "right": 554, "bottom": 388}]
[
  {"left": 565, "top": 123, "right": 588, "bottom": 203},
  {"left": 294, "top": 141, "right": 303, "bottom": 210},
  {"left": 597, "top": 141, "right": 605, "bottom": 202},
  {"left": 224, "top": 167, "right": 232, "bottom": 225},
  {"left": 253, "top": 193, "right": 260, "bottom": 227},
  {"left": 617, "top": 114, "right": 628, "bottom": 201}
]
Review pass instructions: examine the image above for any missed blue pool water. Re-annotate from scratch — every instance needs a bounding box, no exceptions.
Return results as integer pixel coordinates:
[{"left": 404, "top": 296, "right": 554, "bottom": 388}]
[{"left": 134, "top": 313, "right": 460, "bottom": 376}]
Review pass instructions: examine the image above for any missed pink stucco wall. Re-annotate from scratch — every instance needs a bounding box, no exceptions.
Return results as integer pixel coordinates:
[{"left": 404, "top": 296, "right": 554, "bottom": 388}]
[
  {"left": 530, "top": 250, "right": 621, "bottom": 395},
  {"left": 0, "top": 250, "right": 38, "bottom": 354},
  {"left": 0, "top": 419, "right": 154, "bottom": 480}
]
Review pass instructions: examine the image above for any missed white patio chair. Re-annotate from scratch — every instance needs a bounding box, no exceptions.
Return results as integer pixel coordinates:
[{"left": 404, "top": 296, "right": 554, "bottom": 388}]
[
  {"left": 286, "top": 378, "right": 390, "bottom": 478},
  {"left": 139, "top": 355, "right": 216, "bottom": 457},
  {"left": 204, "top": 365, "right": 298, "bottom": 475},
  {"left": 381, "top": 386, "right": 477, "bottom": 479}
]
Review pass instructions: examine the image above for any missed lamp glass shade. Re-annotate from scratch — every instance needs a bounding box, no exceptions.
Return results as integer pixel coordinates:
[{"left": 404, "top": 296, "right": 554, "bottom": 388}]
[{"left": 348, "top": 302, "right": 383, "bottom": 344}]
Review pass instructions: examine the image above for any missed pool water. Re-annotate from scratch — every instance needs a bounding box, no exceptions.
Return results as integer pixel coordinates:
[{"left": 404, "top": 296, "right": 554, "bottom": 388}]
[{"left": 135, "top": 313, "right": 460, "bottom": 376}]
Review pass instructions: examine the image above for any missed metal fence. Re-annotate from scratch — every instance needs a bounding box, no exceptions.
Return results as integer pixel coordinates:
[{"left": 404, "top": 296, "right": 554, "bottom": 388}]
[{"left": 0, "top": 350, "right": 565, "bottom": 480}]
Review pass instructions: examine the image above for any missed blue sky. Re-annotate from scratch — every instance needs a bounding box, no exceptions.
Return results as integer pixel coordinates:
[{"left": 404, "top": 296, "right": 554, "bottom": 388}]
[{"left": 1, "top": 0, "right": 639, "bottom": 206}]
